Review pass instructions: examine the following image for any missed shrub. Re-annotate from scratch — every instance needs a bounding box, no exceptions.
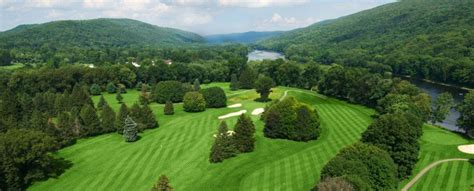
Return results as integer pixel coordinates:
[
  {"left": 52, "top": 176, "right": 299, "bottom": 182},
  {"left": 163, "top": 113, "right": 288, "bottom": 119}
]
[
  {"left": 153, "top": 81, "right": 186, "bottom": 104},
  {"left": 106, "top": 82, "right": 116, "bottom": 94},
  {"left": 89, "top": 83, "right": 101, "bottom": 95},
  {"left": 263, "top": 97, "right": 320, "bottom": 141},
  {"left": 183, "top": 92, "right": 206, "bottom": 112},
  {"left": 201, "top": 87, "right": 227, "bottom": 108},
  {"left": 164, "top": 101, "right": 174, "bottom": 115}
]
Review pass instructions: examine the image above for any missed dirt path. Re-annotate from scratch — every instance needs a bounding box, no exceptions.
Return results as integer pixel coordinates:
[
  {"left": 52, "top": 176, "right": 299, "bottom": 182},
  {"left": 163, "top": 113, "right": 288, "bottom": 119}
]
[{"left": 401, "top": 158, "right": 469, "bottom": 191}]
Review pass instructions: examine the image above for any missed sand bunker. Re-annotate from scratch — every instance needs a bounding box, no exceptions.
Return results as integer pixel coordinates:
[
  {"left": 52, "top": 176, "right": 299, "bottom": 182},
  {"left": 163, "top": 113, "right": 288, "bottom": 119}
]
[
  {"left": 218, "top": 110, "right": 247, "bottom": 119},
  {"left": 227, "top": 103, "right": 242, "bottom": 108},
  {"left": 458, "top": 144, "right": 474, "bottom": 154},
  {"left": 251, "top": 108, "right": 264, "bottom": 116}
]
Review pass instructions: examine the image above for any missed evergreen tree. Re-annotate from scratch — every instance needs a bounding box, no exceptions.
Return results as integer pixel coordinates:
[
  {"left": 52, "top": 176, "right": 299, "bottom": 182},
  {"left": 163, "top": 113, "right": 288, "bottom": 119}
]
[
  {"left": 193, "top": 78, "right": 201, "bottom": 91},
  {"left": 431, "top": 92, "right": 454, "bottom": 123},
  {"left": 90, "top": 83, "right": 101, "bottom": 95},
  {"left": 116, "top": 91, "right": 123, "bottom": 103},
  {"left": 139, "top": 84, "right": 150, "bottom": 105},
  {"left": 233, "top": 114, "right": 256, "bottom": 152},
  {"left": 209, "top": 121, "right": 238, "bottom": 163},
  {"left": 107, "top": 82, "right": 117, "bottom": 94},
  {"left": 101, "top": 104, "right": 116, "bottom": 133},
  {"left": 123, "top": 116, "right": 138, "bottom": 142},
  {"left": 230, "top": 73, "right": 239, "bottom": 91},
  {"left": 136, "top": 82, "right": 144, "bottom": 91},
  {"left": 97, "top": 95, "right": 108, "bottom": 109},
  {"left": 238, "top": 66, "right": 256, "bottom": 89},
  {"left": 79, "top": 104, "right": 101, "bottom": 136},
  {"left": 56, "top": 112, "right": 76, "bottom": 147},
  {"left": 151, "top": 175, "right": 173, "bottom": 191},
  {"left": 71, "top": 84, "right": 93, "bottom": 108},
  {"left": 30, "top": 110, "right": 56, "bottom": 136},
  {"left": 164, "top": 101, "right": 174, "bottom": 115},
  {"left": 115, "top": 103, "right": 129, "bottom": 134},
  {"left": 141, "top": 102, "right": 158, "bottom": 130},
  {"left": 129, "top": 103, "right": 143, "bottom": 130}
]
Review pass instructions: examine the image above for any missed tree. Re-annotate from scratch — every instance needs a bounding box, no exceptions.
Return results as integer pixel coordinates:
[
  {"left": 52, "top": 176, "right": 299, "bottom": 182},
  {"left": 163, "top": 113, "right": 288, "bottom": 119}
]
[
  {"left": 431, "top": 92, "right": 454, "bottom": 123},
  {"left": 254, "top": 75, "right": 276, "bottom": 102},
  {"left": 263, "top": 97, "right": 320, "bottom": 141},
  {"left": 320, "top": 143, "right": 397, "bottom": 191},
  {"left": 201, "top": 87, "right": 227, "bottom": 108},
  {"left": 152, "top": 81, "right": 186, "bottom": 103},
  {"left": 0, "top": 129, "right": 61, "bottom": 190},
  {"left": 209, "top": 121, "right": 238, "bottom": 163},
  {"left": 129, "top": 103, "right": 144, "bottom": 130},
  {"left": 140, "top": 102, "right": 158, "bottom": 130},
  {"left": 233, "top": 114, "right": 256, "bottom": 152},
  {"left": 230, "top": 73, "right": 239, "bottom": 91},
  {"left": 90, "top": 84, "right": 101, "bottom": 95},
  {"left": 115, "top": 103, "right": 129, "bottom": 134},
  {"left": 0, "top": 49, "right": 12, "bottom": 66},
  {"left": 301, "top": 64, "right": 323, "bottom": 90},
  {"left": 193, "top": 78, "right": 201, "bottom": 91},
  {"left": 151, "top": 175, "right": 173, "bottom": 191},
  {"left": 106, "top": 82, "right": 117, "bottom": 94},
  {"left": 361, "top": 113, "right": 422, "bottom": 178},
  {"left": 116, "top": 91, "right": 123, "bottom": 103},
  {"left": 71, "top": 84, "right": 93, "bottom": 108},
  {"left": 97, "top": 95, "right": 108, "bottom": 109},
  {"left": 79, "top": 104, "right": 101, "bottom": 136},
  {"left": 238, "top": 66, "right": 256, "bottom": 89},
  {"left": 101, "top": 104, "right": 116, "bottom": 133},
  {"left": 316, "top": 177, "right": 355, "bottom": 191},
  {"left": 164, "top": 101, "right": 174, "bottom": 115},
  {"left": 123, "top": 116, "right": 138, "bottom": 142},
  {"left": 183, "top": 92, "right": 206, "bottom": 112},
  {"left": 457, "top": 91, "right": 474, "bottom": 137},
  {"left": 56, "top": 112, "right": 76, "bottom": 147},
  {"left": 139, "top": 83, "right": 150, "bottom": 105}
]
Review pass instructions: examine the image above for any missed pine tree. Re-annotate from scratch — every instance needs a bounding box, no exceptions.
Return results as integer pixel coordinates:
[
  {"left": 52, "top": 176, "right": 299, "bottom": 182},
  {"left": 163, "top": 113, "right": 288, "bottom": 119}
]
[
  {"left": 79, "top": 104, "right": 101, "bottom": 136},
  {"left": 56, "top": 112, "right": 76, "bottom": 147},
  {"left": 233, "top": 114, "right": 256, "bottom": 152},
  {"left": 193, "top": 79, "right": 201, "bottom": 91},
  {"left": 101, "top": 104, "right": 116, "bottom": 133},
  {"left": 164, "top": 101, "right": 174, "bottom": 115},
  {"left": 141, "top": 102, "right": 158, "bottom": 130},
  {"left": 151, "top": 175, "right": 173, "bottom": 191},
  {"left": 209, "top": 121, "right": 238, "bottom": 163},
  {"left": 97, "top": 95, "right": 108, "bottom": 110},
  {"left": 129, "top": 103, "right": 143, "bottom": 130},
  {"left": 238, "top": 66, "right": 256, "bottom": 89},
  {"left": 116, "top": 91, "right": 123, "bottom": 103},
  {"left": 115, "top": 103, "right": 129, "bottom": 134},
  {"left": 71, "top": 84, "right": 93, "bottom": 108},
  {"left": 123, "top": 116, "right": 138, "bottom": 142},
  {"left": 230, "top": 74, "right": 239, "bottom": 91}
]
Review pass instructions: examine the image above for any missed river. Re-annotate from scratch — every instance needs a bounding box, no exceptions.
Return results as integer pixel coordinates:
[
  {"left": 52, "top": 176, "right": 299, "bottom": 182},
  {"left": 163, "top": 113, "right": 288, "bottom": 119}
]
[
  {"left": 247, "top": 50, "right": 285, "bottom": 61},
  {"left": 403, "top": 78, "right": 469, "bottom": 132}
]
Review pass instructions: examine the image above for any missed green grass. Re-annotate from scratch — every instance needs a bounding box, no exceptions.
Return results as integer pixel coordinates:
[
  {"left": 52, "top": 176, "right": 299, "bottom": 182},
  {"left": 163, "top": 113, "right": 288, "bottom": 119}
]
[
  {"left": 29, "top": 83, "right": 374, "bottom": 191},
  {"left": 398, "top": 125, "right": 474, "bottom": 191}
]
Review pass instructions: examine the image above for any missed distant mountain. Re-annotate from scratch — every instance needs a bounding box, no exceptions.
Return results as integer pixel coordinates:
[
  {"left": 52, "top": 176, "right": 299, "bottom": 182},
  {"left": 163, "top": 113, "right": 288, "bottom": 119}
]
[
  {"left": 205, "top": 31, "right": 284, "bottom": 44},
  {"left": 259, "top": 0, "right": 474, "bottom": 87},
  {"left": 0, "top": 18, "right": 205, "bottom": 49}
]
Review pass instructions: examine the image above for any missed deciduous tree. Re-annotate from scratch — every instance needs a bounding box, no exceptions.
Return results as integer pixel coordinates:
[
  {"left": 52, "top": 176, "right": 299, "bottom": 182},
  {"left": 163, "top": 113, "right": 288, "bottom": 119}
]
[{"left": 183, "top": 92, "right": 206, "bottom": 112}]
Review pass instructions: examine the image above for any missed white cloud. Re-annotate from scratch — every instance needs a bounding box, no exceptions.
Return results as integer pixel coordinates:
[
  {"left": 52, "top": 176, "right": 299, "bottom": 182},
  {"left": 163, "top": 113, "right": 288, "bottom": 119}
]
[
  {"left": 218, "top": 0, "right": 308, "bottom": 8},
  {"left": 255, "top": 13, "right": 316, "bottom": 30}
]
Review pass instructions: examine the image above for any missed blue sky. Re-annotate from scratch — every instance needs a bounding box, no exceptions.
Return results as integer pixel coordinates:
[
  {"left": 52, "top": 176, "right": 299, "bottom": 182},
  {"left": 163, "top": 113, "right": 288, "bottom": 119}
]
[{"left": 0, "top": 0, "right": 395, "bottom": 35}]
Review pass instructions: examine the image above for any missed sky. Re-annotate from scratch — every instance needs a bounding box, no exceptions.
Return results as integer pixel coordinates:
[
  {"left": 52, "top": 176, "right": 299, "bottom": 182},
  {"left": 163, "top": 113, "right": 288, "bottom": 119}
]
[{"left": 0, "top": 0, "right": 396, "bottom": 35}]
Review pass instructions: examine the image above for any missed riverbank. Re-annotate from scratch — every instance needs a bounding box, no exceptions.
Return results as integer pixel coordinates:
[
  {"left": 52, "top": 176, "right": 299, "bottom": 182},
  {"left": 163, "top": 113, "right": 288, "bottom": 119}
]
[{"left": 396, "top": 74, "right": 473, "bottom": 92}]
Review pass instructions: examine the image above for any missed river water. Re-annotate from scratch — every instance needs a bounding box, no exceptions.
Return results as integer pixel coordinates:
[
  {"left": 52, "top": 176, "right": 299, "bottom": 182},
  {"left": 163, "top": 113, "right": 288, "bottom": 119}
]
[
  {"left": 247, "top": 50, "right": 285, "bottom": 61},
  {"left": 403, "top": 78, "right": 469, "bottom": 132}
]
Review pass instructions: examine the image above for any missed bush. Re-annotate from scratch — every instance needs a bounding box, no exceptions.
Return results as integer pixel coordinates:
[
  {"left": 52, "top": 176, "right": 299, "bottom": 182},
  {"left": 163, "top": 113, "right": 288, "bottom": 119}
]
[
  {"left": 254, "top": 75, "right": 276, "bottom": 102},
  {"left": 106, "top": 82, "right": 116, "bottom": 94},
  {"left": 316, "top": 177, "right": 355, "bottom": 191},
  {"left": 320, "top": 143, "right": 397, "bottom": 191},
  {"left": 183, "top": 92, "right": 206, "bottom": 112},
  {"left": 153, "top": 81, "right": 186, "bottom": 104},
  {"left": 201, "top": 87, "right": 227, "bottom": 108},
  {"left": 89, "top": 84, "right": 101, "bottom": 95},
  {"left": 164, "top": 101, "right": 174, "bottom": 115},
  {"left": 263, "top": 97, "right": 320, "bottom": 141}
]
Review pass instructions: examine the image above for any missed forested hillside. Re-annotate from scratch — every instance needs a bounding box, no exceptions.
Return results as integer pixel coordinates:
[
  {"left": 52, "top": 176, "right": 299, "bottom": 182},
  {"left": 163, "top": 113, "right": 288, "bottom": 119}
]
[
  {"left": 0, "top": 18, "right": 204, "bottom": 49},
  {"left": 205, "top": 31, "right": 283, "bottom": 44},
  {"left": 259, "top": 0, "right": 474, "bottom": 87}
]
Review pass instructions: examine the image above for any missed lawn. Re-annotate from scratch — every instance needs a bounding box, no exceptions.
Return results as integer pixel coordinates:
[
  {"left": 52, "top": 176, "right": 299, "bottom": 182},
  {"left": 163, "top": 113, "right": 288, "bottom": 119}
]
[
  {"left": 398, "top": 125, "right": 474, "bottom": 191},
  {"left": 29, "top": 83, "right": 374, "bottom": 191}
]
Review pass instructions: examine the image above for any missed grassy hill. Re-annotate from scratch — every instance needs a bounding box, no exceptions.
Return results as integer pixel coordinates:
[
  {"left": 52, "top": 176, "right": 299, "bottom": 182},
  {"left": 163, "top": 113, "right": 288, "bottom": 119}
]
[
  {"left": 0, "top": 18, "right": 205, "bottom": 49},
  {"left": 205, "top": 31, "right": 284, "bottom": 44},
  {"left": 259, "top": 0, "right": 474, "bottom": 87}
]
